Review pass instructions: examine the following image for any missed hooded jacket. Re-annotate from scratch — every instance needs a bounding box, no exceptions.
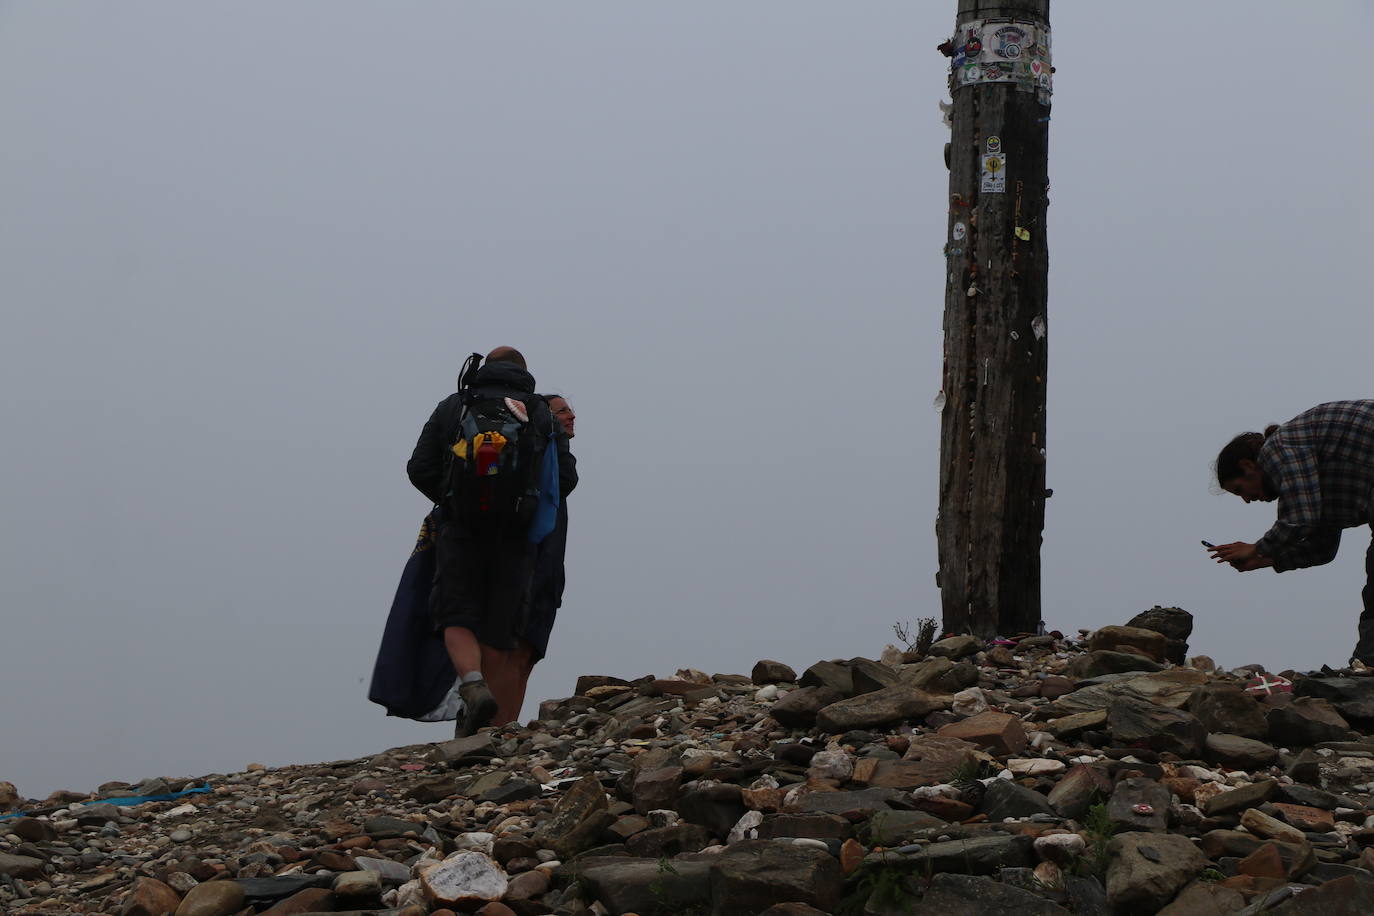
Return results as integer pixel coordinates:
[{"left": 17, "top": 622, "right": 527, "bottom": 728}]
[{"left": 407, "top": 361, "right": 578, "bottom": 507}]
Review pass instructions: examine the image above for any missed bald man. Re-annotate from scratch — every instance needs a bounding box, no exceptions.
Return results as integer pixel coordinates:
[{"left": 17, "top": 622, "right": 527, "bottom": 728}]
[{"left": 407, "top": 347, "right": 576, "bottom": 734}]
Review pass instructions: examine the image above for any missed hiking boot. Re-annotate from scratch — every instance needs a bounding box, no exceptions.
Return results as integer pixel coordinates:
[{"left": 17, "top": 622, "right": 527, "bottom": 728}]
[{"left": 457, "top": 678, "right": 497, "bottom": 737}]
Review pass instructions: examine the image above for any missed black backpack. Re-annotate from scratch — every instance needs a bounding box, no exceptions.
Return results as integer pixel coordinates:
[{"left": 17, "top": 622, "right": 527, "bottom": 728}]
[{"left": 443, "top": 355, "right": 554, "bottom": 534}]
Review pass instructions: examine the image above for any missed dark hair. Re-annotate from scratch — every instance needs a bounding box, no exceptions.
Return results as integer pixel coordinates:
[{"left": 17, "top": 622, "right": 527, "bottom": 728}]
[
  {"left": 1215, "top": 425, "right": 1280, "bottom": 484},
  {"left": 540, "top": 393, "right": 565, "bottom": 404},
  {"left": 485, "top": 346, "right": 527, "bottom": 369}
]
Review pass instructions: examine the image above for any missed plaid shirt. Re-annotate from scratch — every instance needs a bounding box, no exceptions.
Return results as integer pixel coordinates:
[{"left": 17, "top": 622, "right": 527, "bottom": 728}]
[{"left": 1256, "top": 400, "right": 1374, "bottom": 572}]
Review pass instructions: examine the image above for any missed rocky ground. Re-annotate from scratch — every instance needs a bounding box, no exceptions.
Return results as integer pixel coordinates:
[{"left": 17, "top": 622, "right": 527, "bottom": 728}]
[{"left": 8, "top": 607, "right": 1374, "bottom": 914}]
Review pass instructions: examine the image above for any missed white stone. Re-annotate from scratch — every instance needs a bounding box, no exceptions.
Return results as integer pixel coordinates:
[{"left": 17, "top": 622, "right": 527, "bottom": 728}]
[
  {"left": 1008, "top": 758, "right": 1066, "bottom": 777},
  {"left": 453, "top": 831, "right": 496, "bottom": 852},
  {"left": 807, "top": 750, "right": 853, "bottom": 781},
  {"left": 792, "top": 838, "right": 829, "bottom": 850},
  {"left": 754, "top": 685, "right": 780, "bottom": 702},
  {"left": 727, "top": 810, "right": 764, "bottom": 844},
  {"left": 160, "top": 804, "right": 198, "bottom": 818},
  {"left": 1034, "top": 833, "right": 1085, "bottom": 861},
  {"left": 420, "top": 851, "right": 508, "bottom": 907},
  {"left": 880, "top": 644, "right": 905, "bottom": 667},
  {"left": 951, "top": 687, "right": 989, "bottom": 717}
]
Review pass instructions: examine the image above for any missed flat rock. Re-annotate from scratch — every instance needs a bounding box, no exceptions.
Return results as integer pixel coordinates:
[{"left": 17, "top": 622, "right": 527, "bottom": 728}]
[
  {"left": 1066, "top": 650, "right": 1163, "bottom": 680},
  {"left": 926, "top": 635, "right": 982, "bottom": 660},
  {"left": 175, "top": 880, "right": 246, "bottom": 916},
  {"left": 914, "top": 872, "right": 1069, "bottom": 914},
  {"left": 708, "top": 839, "right": 843, "bottom": 914},
  {"left": 577, "top": 856, "right": 712, "bottom": 915},
  {"left": 937, "top": 711, "right": 1028, "bottom": 756},
  {"left": 1088, "top": 625, "right": 1168, "bottom": 662},
  {"left": 1204, "top": 733, "right": 1279, "bottom": 769},
  {"left": 118, "top": 877, "right": 182, "bottom": 916},
  {"left": 1188, "top": 683, "right": 1270, "bottom": 740},
  {"left": 815, "top": 685, "right": 946, "bottom": 732},
  {"left": 1106, "top": 832, "right": 1208, "bottom": 914}
]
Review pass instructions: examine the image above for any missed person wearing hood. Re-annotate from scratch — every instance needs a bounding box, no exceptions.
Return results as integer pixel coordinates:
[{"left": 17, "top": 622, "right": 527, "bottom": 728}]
[{"left": 407, "top": 346, "right": 576, "bottom": 734}]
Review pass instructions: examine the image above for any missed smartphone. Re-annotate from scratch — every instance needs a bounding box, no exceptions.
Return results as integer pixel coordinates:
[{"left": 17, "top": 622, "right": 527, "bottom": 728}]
[{"left": 1201, "top": 540, "right": 1217, "bottom": 549}]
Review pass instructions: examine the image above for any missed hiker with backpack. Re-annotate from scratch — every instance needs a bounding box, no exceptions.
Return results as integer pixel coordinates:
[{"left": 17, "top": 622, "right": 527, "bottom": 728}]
[
  {"left": 1208, "top": 400, "right": 1374, "bottom": 667},
  {"left": 407, "top": 347, "right": 577, "bottom": 735}
]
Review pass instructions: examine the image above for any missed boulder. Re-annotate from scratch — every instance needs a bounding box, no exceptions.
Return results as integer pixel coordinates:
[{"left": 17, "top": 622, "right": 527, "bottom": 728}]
[
  {"left": 707, "top": 840, "right": 843, "bottom": 914},
  {"left": 1105, "top": 832, "right": 1208, "bottom": 914},
  {"left": 1087, "top": 625, "right": 1168, "bottom": 662},
  {"left": 815, "top": 685, "right": 946, "bottom": 732}
]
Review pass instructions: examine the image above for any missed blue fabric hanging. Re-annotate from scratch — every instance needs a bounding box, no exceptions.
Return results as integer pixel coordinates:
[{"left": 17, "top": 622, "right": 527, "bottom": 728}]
[{"left": 527, "top": 434, "right": 560, "bottom": 544}]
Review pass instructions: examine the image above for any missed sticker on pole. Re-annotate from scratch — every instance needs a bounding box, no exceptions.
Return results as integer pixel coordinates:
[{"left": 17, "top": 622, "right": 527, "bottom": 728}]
[
  {"left": 981, "top": 153, "right": 1007, "bottom": 193},
  {"left": 951, "top": 18, "right": 1052, "bottom": 101},
  {"left": 952, "top": 222, "right": 967, "bottom": 241}
]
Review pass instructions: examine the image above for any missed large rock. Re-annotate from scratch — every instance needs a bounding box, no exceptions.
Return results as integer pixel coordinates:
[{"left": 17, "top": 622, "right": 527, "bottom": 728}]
[
  {"left": 751, "top": 660, "right": 797, "bottom": 684},
  {"left": 677, "top": 783, "right": 748, "bottom": 840},
  {"left": 1294, "top": 677, "right": 1374, "bottom": 720},
  {"left": 1106, "top": 832, "right": 1208, "bottom": 914},
  {"left": 119, "top": 878, "right": 183, "bottom": 916},
  {"left": 1157, "top": 883, "right": 1246, "bottom": 915},
  {"left": 175, "top": 880, "right": 246, "bottom": 915},
  {"left": 1107, "top": 777, "right": 1170, "bottom": 833},
  {"left": 1048, "top": 764, "right": 1114, "bottom": 819},
  {"left": 914, "top": 872, "right": 1069, "bottom": 914},
  {"left": 770, "top": 686, "right": 843, "bottom": 728},
  {"left": 861, "top": 735, "right": 981, "bottom": 789},
  {"left": 1204, "top": 733, "right": 1279, "bottom": 769},
  {"left": 1107, "top": 696, "right": 1205, "bottom": 756},
  {"left": 926, "top": 635, "right": 982, "bottom": 660},
  {"left": 815, "top": 685, "right": 946, "bottom": 732},
  {"left": 1066, "top": 651, "right": 1162, "bottom": 680},
  {"left": 977, "top": 779, "right": 1056, "bottom": 821},
  {"left": 937, "top": 711, "right": 1028, "bottom": 756},
  {"left": 707, "top": 839, "right": 843, "bottom": 914},
  {"left": 1267, "top": 697, "right": 1354, "bottom": 746},
  {"left": 419, "top": 851, "right": 508, "bottom": 908},
  {"left": 844, "top": 656, "right": 900, "bottom": 695},
  {"left": 1188, "top": 684, "right": 1269, "bottom": 740},
  {"left": 1125, "top": 607, "right": 1193, "bottom": 664},
  {"left": 0, "top": 853, "right": 45, "bottom": 880},
  {"left": 799, "top": 661, "right": 854, "bottom": 696},
  {"left": 632, "top": 765, "right": 683, "bottom": 815},
  {"left": 427, "top": 733, "right": 498, "bottom": 767},
  {"left": 531, "top": 774, "right": 612, "bottom": 858},
  {"left": 889, "top": 833, "right": 1035, "bottom": 875},
  {"left": 577, "top": 856, "right": 713, "bottom": 915},
  {"left": 900, "top": 657, "right": 955, "bottom": 689},
  {"left": 1265, "top": 873, "right": 1374, "bottom": 914},
  {"left": 1087, "top": 625, "right": 1168, "bottom": 662},
  {"left": 1200, "top": 778, "right": 1278, "bottom": 818}
]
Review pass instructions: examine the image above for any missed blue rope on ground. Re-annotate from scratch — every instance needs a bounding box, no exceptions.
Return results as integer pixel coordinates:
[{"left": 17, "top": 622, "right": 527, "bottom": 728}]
[{"left": 0, "top": 783, "right": 211, "bottom": 820}]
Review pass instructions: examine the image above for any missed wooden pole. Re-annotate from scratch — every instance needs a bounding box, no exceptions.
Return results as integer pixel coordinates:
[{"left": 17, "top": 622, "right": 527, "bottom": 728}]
[{"left": 936, "top": 0, "right": 1051, "bottom": 639}]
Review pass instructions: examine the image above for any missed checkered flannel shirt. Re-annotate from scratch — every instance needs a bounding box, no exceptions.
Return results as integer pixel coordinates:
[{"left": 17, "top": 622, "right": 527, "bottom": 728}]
[{"left": 1256, "top": 400, "right": 1374, "bottom": 572}]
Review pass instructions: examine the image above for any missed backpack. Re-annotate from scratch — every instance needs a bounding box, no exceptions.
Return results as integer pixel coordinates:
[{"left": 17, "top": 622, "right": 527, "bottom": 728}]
[{"left": 444, "top": 365, "right": 557, "bottom": 541}]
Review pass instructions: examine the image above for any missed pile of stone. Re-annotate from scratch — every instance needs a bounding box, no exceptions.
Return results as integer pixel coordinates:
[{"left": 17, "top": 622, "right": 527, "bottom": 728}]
[{"left": 9, "top": 606, "right": 1374, "bottom": 914}]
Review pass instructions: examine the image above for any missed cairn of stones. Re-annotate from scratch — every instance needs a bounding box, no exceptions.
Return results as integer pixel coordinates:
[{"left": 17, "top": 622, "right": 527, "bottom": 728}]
[{"left": 8, "top": 607, "right": 1374, "bottom": 914}]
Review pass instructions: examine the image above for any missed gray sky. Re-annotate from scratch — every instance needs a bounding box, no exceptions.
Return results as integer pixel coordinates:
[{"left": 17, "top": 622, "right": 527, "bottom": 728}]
[{"left": 2, "top": 1, "right": 1371, "bottom": 799}]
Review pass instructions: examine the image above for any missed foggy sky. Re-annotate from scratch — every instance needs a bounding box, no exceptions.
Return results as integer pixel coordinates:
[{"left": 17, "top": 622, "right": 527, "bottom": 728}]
[{"left": 2, "top": 1, "right": 1371, "bottom": 799}]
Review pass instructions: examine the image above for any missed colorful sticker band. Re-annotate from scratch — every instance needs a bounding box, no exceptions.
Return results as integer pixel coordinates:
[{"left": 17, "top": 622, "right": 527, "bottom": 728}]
[{"left": 950, "top": 18, "right": 1052, "bottom": 100}]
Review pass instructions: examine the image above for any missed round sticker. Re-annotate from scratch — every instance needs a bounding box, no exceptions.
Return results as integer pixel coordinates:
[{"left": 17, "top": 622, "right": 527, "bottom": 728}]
[
  {"left": 985, "top": 136, "right": 1002, "bottom": 154},
  {"left": 952, "top": 222, "right": 967, "bottom": 241}
]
